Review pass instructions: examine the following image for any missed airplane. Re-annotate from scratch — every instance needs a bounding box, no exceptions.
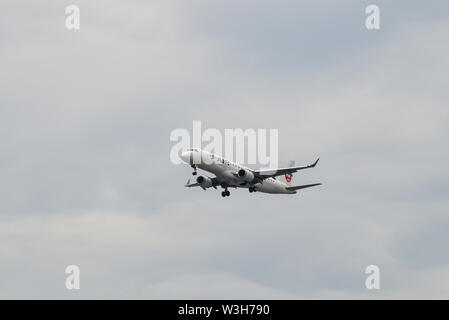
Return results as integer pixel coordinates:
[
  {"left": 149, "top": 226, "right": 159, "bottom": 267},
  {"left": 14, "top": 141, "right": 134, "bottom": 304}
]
[{"left": 180, "top": 148, "right": 321, "bottom": 197}]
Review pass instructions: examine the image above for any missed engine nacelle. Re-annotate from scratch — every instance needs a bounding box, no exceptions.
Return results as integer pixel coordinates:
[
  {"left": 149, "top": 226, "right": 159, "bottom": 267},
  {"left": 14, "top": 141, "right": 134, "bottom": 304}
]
[
  {"left": 237, "top": 169, "right": 254, "bottom": 182},
  {"left": 196, "top": 175, "right": 213, "bottom": 188}
]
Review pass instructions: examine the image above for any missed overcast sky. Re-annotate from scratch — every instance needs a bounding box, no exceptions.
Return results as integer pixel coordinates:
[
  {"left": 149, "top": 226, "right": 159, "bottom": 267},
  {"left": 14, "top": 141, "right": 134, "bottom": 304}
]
[{"left": 0, "top": 0, "right": 448, "bottom": 299}]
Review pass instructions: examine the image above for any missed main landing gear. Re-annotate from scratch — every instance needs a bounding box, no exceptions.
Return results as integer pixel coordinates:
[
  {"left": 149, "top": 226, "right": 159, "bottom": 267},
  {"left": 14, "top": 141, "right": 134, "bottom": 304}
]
[
  {"left": 191, "top": 165, "right": 197, "bottom": 175},
  {"left": 249, "top": 186, "right": 257, "bottom": 193},
  {"left": 221, "top": 189, "right": 230, "bottom": 197}
]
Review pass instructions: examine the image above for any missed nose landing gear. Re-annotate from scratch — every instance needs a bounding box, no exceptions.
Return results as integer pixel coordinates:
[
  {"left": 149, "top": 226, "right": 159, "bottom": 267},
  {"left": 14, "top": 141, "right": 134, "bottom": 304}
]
[
  {"left": 221, "top": 189, "right": 230, "bottom": 197},
  {"left": 191, "top": 165, "right": 197, "bottom": 175}
]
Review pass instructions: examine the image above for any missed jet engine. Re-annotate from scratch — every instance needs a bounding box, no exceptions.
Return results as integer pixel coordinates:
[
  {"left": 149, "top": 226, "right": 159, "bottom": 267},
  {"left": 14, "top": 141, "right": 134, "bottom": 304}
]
[
  {"left": 237, "top": 169, "right": 255, "bottom": 182},
  {"left": 196, "top": 175, "right": 213, "bottom": 188}
]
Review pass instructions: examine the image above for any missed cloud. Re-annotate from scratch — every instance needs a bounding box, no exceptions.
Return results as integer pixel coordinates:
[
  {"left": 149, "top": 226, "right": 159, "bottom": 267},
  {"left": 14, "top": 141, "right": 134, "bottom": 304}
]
[{"left": 0, "top": 0, "right": 448, "bottom": 299}]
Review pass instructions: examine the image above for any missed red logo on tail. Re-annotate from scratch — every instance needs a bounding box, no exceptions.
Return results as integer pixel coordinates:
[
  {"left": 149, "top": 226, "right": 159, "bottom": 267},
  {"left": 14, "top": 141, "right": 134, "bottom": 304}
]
[{"left": 285, "top": 174, "right": 292, "bottom": 183}]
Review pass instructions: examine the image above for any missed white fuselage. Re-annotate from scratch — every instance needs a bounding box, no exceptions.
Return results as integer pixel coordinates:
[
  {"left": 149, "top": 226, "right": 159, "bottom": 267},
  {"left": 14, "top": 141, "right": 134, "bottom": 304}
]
[{"left": 181, "top": 149, "right": 295, "bottom": 194}]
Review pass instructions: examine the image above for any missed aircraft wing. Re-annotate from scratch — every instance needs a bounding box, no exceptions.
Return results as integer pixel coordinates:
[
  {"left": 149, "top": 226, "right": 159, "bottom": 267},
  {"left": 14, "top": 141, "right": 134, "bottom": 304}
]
[
  {"left": 184, "top": 179, "right": 201, "bottom": 188},
  {"left": 184, "top": 177, "right": 221, "bottom": 189},
  {"left": 254, "top": 158, "right": 320, "bottom": 179}
]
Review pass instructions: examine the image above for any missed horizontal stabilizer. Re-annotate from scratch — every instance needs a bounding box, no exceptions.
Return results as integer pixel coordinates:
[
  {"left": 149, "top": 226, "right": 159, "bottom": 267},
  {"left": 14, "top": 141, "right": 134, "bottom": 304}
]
[{"left": 286, "top": 183, "right": 322, "bottom": 191}]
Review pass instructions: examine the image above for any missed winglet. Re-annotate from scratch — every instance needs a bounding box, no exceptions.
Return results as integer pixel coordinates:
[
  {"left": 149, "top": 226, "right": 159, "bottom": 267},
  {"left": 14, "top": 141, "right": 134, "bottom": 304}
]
[
  {"left": 310, "top": 158, "right": 320, "bottom": 168},
  {"left": 184, "top": 179, "right": 191, "bottom": 187}
]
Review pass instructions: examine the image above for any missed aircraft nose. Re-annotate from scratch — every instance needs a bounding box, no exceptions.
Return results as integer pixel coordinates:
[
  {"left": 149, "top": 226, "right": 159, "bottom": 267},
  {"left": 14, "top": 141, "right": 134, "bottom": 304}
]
[{"left": 180, "top": 151, "right": 190, "bottom": 163}]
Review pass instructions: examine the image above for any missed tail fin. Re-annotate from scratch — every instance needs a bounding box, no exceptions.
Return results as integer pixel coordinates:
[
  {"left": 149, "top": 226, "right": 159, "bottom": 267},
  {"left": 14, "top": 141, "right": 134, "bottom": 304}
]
[{"left": 277, "top": 160, "right": 295, "bottom": 186}]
